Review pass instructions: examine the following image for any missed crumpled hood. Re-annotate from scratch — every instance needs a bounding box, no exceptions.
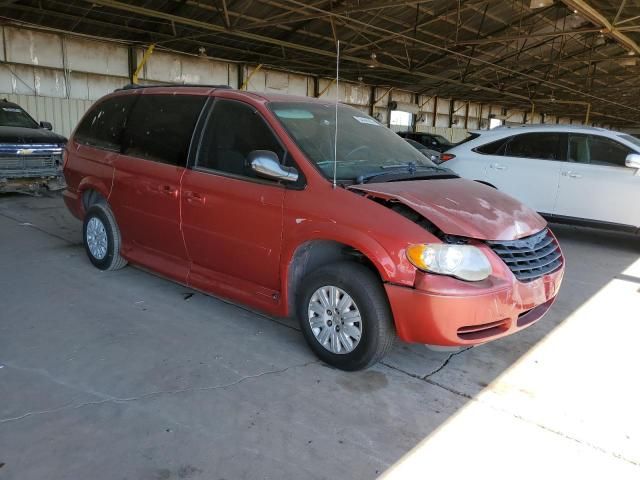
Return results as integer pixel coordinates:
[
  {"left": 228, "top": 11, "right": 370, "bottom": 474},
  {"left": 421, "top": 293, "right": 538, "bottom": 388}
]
[
  {"left": 0, "top": 126, "right": 66, "bottom": 145},
  {"left": 349, "top": 178, "right": 547, "bottom": 241}
]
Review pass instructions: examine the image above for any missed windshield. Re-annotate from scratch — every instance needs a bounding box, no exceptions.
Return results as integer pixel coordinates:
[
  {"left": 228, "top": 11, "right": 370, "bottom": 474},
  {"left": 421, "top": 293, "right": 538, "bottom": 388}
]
[
  {"left": 270, "top": 102, "right": 440, "bottom": 180},
  {"left": 0, "top": 105, "right": 39, "bottom": 129},
  {"left": 619, "top": 134, "right": 640, "bottom": 150}
]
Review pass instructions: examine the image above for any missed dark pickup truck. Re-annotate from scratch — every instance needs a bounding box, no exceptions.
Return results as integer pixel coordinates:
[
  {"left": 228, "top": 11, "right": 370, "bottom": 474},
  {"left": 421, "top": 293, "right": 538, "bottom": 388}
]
[{"left": 0, "top": 99, "right": 67, "bottom": 194}]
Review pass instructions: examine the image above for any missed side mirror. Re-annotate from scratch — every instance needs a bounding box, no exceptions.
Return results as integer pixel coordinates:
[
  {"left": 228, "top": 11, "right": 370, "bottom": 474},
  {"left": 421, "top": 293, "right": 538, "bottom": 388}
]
[
  {"left": 625, "top": 153, "right": 640, "bottom": 170},
  {"left": 40, "top": 121, "right": 53, "bottom": 130},
  {"left": 249, "top": 150, "right": 299, "bottom": 183}
]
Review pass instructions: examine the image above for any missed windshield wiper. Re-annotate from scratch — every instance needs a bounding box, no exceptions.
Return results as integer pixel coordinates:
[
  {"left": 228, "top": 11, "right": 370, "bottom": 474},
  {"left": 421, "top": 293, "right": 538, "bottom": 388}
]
[{"left": 355, "top": 163, "right": 448, "bottom": 184}]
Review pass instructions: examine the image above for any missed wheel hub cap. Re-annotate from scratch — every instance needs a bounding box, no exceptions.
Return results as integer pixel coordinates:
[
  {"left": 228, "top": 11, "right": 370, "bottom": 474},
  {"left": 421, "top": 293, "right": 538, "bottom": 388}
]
[
  {"left": 86, "top": 217, "right": 108, "bottom": 260},
  {"left": 308, "top": 286, "right": 362, "bottom": 354}
]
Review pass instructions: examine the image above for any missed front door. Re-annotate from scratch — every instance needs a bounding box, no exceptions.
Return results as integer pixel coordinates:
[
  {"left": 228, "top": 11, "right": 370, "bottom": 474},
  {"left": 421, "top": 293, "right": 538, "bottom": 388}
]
[
  {"left": 181, "top": 98, "right": 287, "bottom": 311},
  {"left": 555, "top": 133, "right": 640, "bottom": 227},
  {"left": 109, "top": 93, "right": 207, "bottom": 282}
]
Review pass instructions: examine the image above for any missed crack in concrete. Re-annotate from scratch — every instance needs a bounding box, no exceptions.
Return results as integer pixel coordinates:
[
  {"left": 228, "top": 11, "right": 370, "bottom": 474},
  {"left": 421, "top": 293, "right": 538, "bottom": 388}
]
[
  {"left": 0, "top": 210, "right": 78, "bottom": 245},
  {"left": 0, "top": 360, "right": 319, "bottom": 425},
  {"left": 380, "top": 362, "right": 640, "bottom": 468},
  {"left": 422, "top": 346, "right": 474, "bottom": 379}
]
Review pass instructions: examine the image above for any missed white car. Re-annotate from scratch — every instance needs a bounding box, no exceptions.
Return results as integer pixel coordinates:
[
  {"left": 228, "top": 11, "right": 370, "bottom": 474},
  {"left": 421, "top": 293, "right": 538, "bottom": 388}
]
[{"left": 443, "top": 125, "right": 640, "bottom": 232}]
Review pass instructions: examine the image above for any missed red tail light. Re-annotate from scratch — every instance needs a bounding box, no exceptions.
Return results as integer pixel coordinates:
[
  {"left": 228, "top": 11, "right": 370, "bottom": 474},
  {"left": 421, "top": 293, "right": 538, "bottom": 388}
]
[{"left": 439, "top": 153, "right": 456, "bottom": 162}]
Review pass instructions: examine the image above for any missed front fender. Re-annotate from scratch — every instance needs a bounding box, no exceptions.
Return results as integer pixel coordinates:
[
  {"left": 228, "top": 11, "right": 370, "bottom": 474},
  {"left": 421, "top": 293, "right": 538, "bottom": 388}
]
[
  {"left": 283, "top": 222, "right": 398, "bottom": 282},
  {"left": 279, "top": 219, "right": 419, "bottom": 317}
]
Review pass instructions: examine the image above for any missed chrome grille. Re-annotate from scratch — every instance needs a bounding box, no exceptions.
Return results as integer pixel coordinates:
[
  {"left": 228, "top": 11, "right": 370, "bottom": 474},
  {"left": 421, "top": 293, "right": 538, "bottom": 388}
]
[
  {"left": 0, "top": 156, "right": 56, "bottom": 170},
  {"left": 0, "top": 144, "right": 62, "bottom": 178},
  {"left": 487, "top": 229, "right": 562, "bottom": 282}
]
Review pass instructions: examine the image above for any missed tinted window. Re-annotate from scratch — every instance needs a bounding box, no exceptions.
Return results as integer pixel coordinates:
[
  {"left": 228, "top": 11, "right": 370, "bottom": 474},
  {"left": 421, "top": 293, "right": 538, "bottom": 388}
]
[
  {"left": 504, "top": 132, "right": 564, "bottom": 160},
  {"left": 197, "top": 99, "right": 284, "bottom": 178},
  {"left": 75, "top": 95, "right": 136, "bottom": 150},
  {"left": 589, "top": 135, "right": 630, "bottom": 167},
  {"left": 474, "top": 136, "right": 509, "bottom": 155},
  {"left": 568, "top": 134, "right": 589, "bottom": 163},
  {"left": 122, "top": 94, "right": 206, "bottom": 166}
]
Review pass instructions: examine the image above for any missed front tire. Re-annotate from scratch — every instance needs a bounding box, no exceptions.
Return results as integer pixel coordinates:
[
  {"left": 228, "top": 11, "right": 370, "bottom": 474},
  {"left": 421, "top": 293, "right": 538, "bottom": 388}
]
[
  {"left": 82, "top": 204, "right": 127, "bottom": 271},
  {"left": 297, "top": 262, "right": 395, "bottom": 371}
]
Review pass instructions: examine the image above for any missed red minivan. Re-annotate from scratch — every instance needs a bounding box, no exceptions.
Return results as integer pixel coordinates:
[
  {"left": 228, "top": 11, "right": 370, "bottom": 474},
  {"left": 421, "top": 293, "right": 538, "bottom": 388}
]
[{"left": 63, "top": 85, "right": 564, "bottom": 370}]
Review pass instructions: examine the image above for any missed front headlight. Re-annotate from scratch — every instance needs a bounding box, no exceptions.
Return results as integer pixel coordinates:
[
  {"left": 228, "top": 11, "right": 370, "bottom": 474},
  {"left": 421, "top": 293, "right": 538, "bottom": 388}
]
[{"left": 406, "top": 243, "right": 492, "bottom": 281}]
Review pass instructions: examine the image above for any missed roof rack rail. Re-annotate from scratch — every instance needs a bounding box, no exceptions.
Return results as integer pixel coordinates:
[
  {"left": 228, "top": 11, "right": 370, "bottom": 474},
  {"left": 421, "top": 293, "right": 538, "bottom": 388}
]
[{"left": 115, "top": 83, "right": 233, "bottom": 92}]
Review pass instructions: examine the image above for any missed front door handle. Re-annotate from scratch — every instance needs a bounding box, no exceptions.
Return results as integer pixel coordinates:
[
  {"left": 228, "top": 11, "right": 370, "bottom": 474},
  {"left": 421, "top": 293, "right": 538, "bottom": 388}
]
[
  {"left": 562, "top": 171, "right": 582, "bottom": 179},
  {"left": 491, "top": 163, "right": 507, "bottom": 170}
]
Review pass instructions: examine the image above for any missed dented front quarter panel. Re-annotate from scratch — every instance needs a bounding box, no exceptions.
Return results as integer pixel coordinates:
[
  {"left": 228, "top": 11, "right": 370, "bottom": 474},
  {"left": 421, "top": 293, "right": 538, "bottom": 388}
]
[{"left": 281, "top": 182, "right": 437, "bottom": 289}]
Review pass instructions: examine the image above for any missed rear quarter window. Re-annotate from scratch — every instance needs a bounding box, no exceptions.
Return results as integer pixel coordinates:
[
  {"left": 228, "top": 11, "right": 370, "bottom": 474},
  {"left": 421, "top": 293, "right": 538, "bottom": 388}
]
[
  {"left": 74, "top": 95, "right": 137, "bottom": 151},
  {"left": 472, "top": 136, "right": 510, "bottom": 155},
  {"left": 122, "top": 94, "right": 207, "bottom": 167}
]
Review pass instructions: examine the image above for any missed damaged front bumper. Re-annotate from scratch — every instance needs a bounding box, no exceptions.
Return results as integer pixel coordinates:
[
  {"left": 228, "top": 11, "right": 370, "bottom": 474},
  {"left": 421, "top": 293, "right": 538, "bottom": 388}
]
[{"left": 385, "top": 266, "right": 564, "bottom": 346}]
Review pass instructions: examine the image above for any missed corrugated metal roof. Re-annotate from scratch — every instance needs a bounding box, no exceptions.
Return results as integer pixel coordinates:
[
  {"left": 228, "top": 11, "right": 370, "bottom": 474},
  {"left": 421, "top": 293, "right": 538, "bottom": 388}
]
[{"left": 2, "top": 0, "right": 639, "bottom": 125}]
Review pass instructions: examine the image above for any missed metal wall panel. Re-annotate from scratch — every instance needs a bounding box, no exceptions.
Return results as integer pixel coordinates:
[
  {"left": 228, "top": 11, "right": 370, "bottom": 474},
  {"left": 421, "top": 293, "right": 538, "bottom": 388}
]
[
  {"left": 68, "top": 72, "right": 90, "bottom": 100},
  {"left": 2, "top": 25, "right": 565, "bottom": 147},
  {"left": 225, "top": 63, "right": 238, "bottom": 88},
  {"left": 415, "top": 126, "right": 471, "bottom": 143},
  {"left": 319, "top": 78, "right": 370, "bottom": 106},
  {"left": 34, "top": 67, "right": 67, "bottom": 97},
  {"left": 392, "top": 91, "right": 412, "bottom": 104},
  {"left": 7, "top": 64, "right": 36, "bottom": 95},
  {"left": 65, "top": 36, "right": 129, "bottom": 77},
  {"left": 87, "top": 74, "right": 127, "bottom": 100},
  {"left": 5, "top": 27, "right": 63, "bottom": 69},
  {"left": 141, "top": 49, "right": 233, "bottom": 86},
  {"left": 0, "top": 27, "right": 5, "bottom": 62}
]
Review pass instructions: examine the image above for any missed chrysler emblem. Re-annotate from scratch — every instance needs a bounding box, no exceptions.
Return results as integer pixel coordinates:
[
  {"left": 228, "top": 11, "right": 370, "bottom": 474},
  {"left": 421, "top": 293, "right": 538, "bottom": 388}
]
[{"left": 16, "top": 148, "right": 34, "bottom": 155}]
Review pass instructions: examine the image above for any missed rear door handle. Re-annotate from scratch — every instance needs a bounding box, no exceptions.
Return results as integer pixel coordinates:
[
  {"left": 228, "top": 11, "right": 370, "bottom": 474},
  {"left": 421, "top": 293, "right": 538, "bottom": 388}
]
[
  {"left": 160, "top": 184, "right": 178, "bottom": 197},
  {"left": 184, "top": 190, "right": 205, "bottom": 204},
  {"left": 562, "top": 171, "right": 582, "bottom": 179}
]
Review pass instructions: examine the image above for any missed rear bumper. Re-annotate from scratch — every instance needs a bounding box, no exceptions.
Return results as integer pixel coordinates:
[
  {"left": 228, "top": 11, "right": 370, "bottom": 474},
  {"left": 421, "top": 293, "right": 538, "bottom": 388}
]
[
  {"left": 385, "top": 266, "right": 564, "bottom": 346},
  {"left": 63, "top": 188, "right": 83, "bottom": 219}
]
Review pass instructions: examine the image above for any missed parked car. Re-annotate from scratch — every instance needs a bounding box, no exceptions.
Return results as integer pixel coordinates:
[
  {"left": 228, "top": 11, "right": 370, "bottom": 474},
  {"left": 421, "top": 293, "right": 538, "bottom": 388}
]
[
  {"left": 397, "top": 131, "right": 456, "bottom": 152},
  {"left": 63, "top": 85, "right": 564, "bottom": 370},
  {"left": 442, "top": 124, "right": 640, "bottom": 232},
  {"left": 0, "top": 99, "right": 66, "bottom": 194},
  {"left": 403, "top": 138, "right": 440, "bottom": 162}
]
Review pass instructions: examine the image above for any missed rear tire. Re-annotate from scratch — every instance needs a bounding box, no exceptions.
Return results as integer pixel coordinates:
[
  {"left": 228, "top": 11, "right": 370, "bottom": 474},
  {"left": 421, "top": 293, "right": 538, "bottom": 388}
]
[
  {"left": 82, "top": 204, "right": 127, "bottom": 271},
  {"left": 297, "top": 262, "right": 395, "bottom": 371}
]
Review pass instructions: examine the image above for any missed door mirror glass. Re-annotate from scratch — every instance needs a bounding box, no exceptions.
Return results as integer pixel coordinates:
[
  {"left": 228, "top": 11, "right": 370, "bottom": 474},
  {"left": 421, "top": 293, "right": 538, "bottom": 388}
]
[
  {"left": 625, "top": 153, "right": 640, "bottom": 169},
  {"left": 40, "top": 121, "right": 53, "bottom": 130},
  {"left": 249, "top": 150, "right": 299, "bottom": 183}
]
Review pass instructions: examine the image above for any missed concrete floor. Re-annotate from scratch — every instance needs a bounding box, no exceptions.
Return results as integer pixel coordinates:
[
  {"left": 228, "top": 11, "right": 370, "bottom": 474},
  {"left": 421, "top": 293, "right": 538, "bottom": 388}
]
[{"left": 0, "top": 192, "right": 639, "bottom": 480}]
